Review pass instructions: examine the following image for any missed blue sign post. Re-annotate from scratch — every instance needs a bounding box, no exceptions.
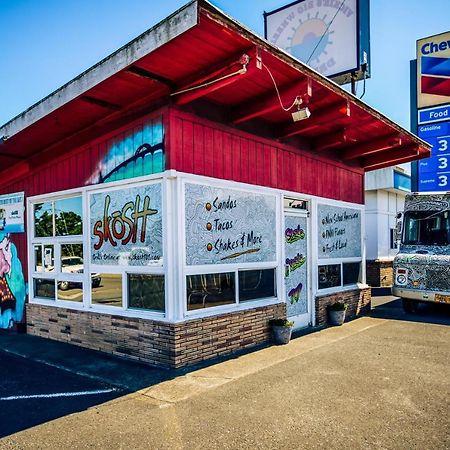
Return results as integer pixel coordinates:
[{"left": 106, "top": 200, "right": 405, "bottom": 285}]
[{"left": 417, "top": 120, "right": 450, "bottom": 191}]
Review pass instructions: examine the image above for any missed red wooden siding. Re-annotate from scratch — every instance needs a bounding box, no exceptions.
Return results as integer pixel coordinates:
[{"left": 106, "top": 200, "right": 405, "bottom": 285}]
[{"left": 168, "top": 109, "right": 364, "bottom": 204}]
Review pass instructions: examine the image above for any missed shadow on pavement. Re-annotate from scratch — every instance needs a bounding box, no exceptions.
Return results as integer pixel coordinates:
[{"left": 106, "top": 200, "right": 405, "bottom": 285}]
[{"left": 371, "top": 296, "right": 450, "bottom": 326}]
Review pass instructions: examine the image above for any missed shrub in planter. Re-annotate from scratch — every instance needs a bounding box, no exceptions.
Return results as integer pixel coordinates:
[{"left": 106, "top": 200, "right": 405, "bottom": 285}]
[
  {"left": 327, "top": 301, "right": 348, "bottom": 326},
  {"left": 269, "top": 318, "right": 294, "bottom": 344}
]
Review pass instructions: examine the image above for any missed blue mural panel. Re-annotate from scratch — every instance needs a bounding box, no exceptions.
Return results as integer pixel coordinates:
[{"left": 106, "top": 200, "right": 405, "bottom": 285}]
[
  {"left": 0, "top": 233, "right": 27, "bottom": 329},
  {"left": 87, "top": 118, "right": 164, "bottom": 185}
]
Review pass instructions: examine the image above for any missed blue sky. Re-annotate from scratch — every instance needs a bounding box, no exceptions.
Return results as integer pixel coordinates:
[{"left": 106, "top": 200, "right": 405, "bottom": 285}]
[{"left": 0, "top": 0, "right": 449, "bottom": 129}]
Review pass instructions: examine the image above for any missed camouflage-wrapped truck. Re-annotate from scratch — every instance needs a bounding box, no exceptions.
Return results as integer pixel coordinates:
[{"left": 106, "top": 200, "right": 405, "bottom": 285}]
[{"left": 393, "top": 192, "right": 450, "bottom": 312}]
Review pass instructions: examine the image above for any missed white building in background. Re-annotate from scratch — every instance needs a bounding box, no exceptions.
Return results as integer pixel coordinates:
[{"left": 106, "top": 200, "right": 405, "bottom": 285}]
[{"left": 365, "top": 166, "right": 411, "bottom": 287}]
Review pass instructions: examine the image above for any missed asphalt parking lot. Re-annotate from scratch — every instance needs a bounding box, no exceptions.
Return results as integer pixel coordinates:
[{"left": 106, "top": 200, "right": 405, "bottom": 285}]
[{"left": 0, "top": 352, "right": 123, "bottom": 438}]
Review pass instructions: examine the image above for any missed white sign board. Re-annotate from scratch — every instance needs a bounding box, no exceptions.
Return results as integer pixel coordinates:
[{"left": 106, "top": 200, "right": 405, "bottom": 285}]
[
  {"left": 0, "top": 192, "right": 24, "bottom": 233},
  {"left": 317, "top": 204, "right": 361, "bottom": 259},
  {"left": 185, "top": 183, "right": 277, "bottom": 265},
  {"left": 90, "top": 183, "right": 163, "bottom": 266},
  {"left": 265, "top": 0, "right": 358, "bottom": 78}
]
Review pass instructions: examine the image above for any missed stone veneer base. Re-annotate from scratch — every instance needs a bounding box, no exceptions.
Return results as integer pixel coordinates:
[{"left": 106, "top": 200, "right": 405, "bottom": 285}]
[
  {"left": 315, "top": 287, "right": 371, "bottom": 327},
  {"left": 366, "top": 260, "right": 394, "bottom": 288},
  {"left": 26, "top": 303, "right": 286, "bottom": 369}
]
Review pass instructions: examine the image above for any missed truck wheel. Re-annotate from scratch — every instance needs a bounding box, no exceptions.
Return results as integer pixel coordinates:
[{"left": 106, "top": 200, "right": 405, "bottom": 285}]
[{"left": 402, "top": 298, "right": 418, "bottom": 313}]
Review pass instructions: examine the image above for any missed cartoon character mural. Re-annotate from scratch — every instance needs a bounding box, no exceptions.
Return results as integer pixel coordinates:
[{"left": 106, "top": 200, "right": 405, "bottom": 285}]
[
  {"left": 0, "top": 233, "right": 26, "bottom": 329},
  {"left": 87, "top": 119, "right": 165, "bottom": 185}
]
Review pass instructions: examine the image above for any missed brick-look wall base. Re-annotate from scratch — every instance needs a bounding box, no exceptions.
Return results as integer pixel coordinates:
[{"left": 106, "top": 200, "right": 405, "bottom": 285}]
[
  {"left": 26, "top": 303, "right": 286, "bottom": 368},
  {"left": 315, "top": 287, "right": 371, "bottom": 327},
  {"left": 366, "top": 261, "right": 394, "bottom": 288}
]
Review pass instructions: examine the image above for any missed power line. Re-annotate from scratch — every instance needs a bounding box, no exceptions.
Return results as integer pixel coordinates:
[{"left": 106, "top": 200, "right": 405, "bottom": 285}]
[{"left": 306, "top": 0, "right": 347, "bottom": 65}]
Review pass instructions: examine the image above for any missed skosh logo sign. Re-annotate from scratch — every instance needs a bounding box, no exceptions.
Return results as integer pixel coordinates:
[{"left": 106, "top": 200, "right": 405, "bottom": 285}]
[
  {"left": 265, "top": 0, "right": 358, "bottom": 78},
  {"left": 90, "top": 183, "right": 163, "bottom": 266},
  {"left": 417, "top": 31, "right": 450, "bottom": 109}
]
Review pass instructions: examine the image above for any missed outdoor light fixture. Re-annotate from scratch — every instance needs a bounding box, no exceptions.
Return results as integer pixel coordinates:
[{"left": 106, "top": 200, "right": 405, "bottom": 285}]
[
  {"left": 0, "top": 135, "right": 10, "bottom": 144},
  {"left": 291, "top": 104, "right": 311, "bottom": 122}
]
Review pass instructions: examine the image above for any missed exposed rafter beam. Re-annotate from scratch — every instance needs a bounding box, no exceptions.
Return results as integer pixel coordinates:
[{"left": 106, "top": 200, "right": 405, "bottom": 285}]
[
  {"left": 171, "top": 48, "right": 258, "bottom": 106},
  {"left": 125, "top": 66, "right": 174, "bottom": 87},
  {"left": 313, "top": 128, "right": 360, "bottom": 152},
  {"left": 279, "top": 101, "right": 350, "bottom": 139},
  {"left": 79, "top": 96, "right": 121, "bottom": 111},
  {"left": 341, "top": 134, "right": 402, "bottom": 160},
  {"left": 0, "top": 152, "right": 25, "bottom": 160},
  {"left": 363, "top": 144, "right": 419, "bottom": 171},
  {"left": 232, "top": 77, "right": 312, "bottom": 124}
]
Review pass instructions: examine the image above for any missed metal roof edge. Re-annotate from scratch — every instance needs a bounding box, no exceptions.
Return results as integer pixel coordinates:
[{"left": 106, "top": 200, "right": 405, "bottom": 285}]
[{"left": 0, "top": 0, "right": 199, "bottom": 138}]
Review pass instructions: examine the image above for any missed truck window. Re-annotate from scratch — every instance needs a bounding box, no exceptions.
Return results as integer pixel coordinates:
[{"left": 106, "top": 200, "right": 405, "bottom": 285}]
[{"left": 403, "top": 211, "right": 450, "bottom": 246}]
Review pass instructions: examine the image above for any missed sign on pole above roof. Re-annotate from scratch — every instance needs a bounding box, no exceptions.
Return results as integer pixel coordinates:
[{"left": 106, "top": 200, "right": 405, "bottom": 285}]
[
  {"left": 417, "top": 31, "right": 450, "bottom": 109},
  {"left": 264, "top": 0, "right": 370, "bottom": 86}
]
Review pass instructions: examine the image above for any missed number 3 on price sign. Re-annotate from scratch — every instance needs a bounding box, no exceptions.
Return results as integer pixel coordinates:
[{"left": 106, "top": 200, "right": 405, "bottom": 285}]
[
  {"left": 438, "top": 175, "right": 448, "bottom": 187},
  {"left": 437, "top": 138, "right": 449, "bottom": 152}
]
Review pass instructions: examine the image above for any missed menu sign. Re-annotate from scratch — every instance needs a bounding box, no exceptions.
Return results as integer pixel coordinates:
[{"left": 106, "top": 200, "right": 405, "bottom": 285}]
[
  {"left": 0, "top": 192, "right": 24, "bottom": 233},
  {"left": 318, "top": 204, "right": 361, "bottom": 259},
  {"left": 90, "top": 183, "right": 163, "bottom": 266},
  {"left": 185, "top": 183, "right": 277, "bottom": 265}
]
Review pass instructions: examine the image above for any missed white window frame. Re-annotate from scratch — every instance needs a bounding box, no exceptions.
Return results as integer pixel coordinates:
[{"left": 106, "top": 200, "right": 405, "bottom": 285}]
[
  {"left": 179, "top": 176, "right": 282, "bottom": 320},
  {"left": 27, "top": 173, "right": 169, "bottom": 320},
  {"left": 312, "top": 198, "right": 366, "bottom": 295}
]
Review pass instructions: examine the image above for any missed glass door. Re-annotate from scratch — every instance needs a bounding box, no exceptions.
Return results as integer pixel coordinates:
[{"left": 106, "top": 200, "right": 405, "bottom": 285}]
[{"left": 284, "top": 212, "right": 310, "bottom": 329}]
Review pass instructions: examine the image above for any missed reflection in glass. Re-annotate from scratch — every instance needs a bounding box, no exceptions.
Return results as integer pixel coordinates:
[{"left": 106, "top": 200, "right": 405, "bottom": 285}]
[
  {"left": 34, "top": 202, "right": 53, "bottom": 237},
  {"left": 34, "top": 278, "right": 55, "bottom": 299},
  {"left": 239, "top": 269, "right": 276, "bottom": 302},
  {"left": 318, "top": 264, "right": 341, "bottom": 289},
  {"left": 34, "top": 245, "right": 42, "bottom": 272},
  {"left": 128, "top": 274, "right": 165, "bottom": 311},
  {"left": 55, "top": 197, "right": 82, "bottom": 236},
  {"left": 43, "top": 245, "right": 54, "bottom": 272},
  {"left": 58, "top": 282, "right": 83, "bottom": 302},
  {"left": 91, "top": 273, "right": 122, "bottom": 307},
  {"left": 343, "top": 262, "right": 361, "bottom": 285},
  {"left": 187, "top": 272, "right": 235, "bottom": 311},
  {"left": 61, "top": 244, "right": 84, "bottom": 275}
]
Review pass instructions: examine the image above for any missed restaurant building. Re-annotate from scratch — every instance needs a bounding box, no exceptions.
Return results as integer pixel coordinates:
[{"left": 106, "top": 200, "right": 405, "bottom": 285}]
[{"left": 0, "top": 1, "right": 429, "bottom": 368}]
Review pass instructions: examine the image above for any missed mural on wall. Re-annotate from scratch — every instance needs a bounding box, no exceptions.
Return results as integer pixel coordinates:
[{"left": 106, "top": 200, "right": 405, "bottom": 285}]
[
  {"left": 86, "top": 119, "right": 164, "bottom": 185},
  {"left": 90, "top": 182, "right": 163, "bottom": 266},
  {"left": 0, "top": 233, "right": 27, "bottom": 329},
  {"left": 185, "top": 183, "right": 277, "bottom": 265},
  {"left": 317, "top": 204, "right": 362, "bottom": 259},
  {"left": 284, "top": 215, "right": 308, "bottom": 317}
]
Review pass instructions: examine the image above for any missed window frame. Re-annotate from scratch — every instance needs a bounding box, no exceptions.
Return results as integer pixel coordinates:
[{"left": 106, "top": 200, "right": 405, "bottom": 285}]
[
  {"left": 180, "top": 178, "right": 282, "bottom": 318},
  {"left": 28, "top": 175, "right": 168, "bottom": 319}
]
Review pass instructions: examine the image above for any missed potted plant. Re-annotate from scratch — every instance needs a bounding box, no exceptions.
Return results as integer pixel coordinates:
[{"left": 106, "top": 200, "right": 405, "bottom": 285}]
[
  {"left": 269, "top": 318, "right": 294, "bottom": 344},
  {"left": 327, "top": 301, "right": 348, "bottom": 326}
]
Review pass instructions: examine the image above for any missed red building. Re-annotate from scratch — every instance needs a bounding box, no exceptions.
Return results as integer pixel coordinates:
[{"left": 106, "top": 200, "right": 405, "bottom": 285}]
[{"left": 0, "top": 1, "right": 429, "bottom": 367}]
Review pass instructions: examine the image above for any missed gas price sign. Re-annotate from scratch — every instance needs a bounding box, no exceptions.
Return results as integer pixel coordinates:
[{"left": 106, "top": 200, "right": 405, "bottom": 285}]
[{"left": 418, "top": 120, "right": 450, "bottom": 191}]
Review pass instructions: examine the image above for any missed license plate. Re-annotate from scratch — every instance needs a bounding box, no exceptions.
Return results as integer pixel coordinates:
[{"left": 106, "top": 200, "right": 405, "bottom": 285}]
[{"left": 435, "top": 294, "right": 450, "bottom": 304}]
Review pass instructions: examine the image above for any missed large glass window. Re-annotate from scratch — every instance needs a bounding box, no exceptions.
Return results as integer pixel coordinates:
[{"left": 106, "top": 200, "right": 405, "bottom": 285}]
[
  {"left": 30, "top": 183, "right": 166, "bottom": 317},
  {"left": 343, "top": 262, "right": 361, "bottom": 285},
  {"left": 34, "top": 197, "right": 82, "bottom": 238},
  {"left": 238, "top": 269, "right": 276, "bottom": 302},
  {"left": 403, "top": 211, "right": 450, "bottom": 246},
  {"left": 128, "top": 274, "right": 165, "bottom": 312},
  {"left": 187, "top": 272, "right": 235, "bottom": 311},
  {"left": 91, "top": 274, "right": 122, "bottom": 308},
  {"left": 318, "top": 264, "right": 341, "bottom": 289}
]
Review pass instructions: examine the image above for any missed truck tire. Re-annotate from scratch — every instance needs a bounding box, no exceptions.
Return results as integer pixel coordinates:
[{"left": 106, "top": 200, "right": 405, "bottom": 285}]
[{"left": 402, "top": 298, "right": 418, "bottom": 313}]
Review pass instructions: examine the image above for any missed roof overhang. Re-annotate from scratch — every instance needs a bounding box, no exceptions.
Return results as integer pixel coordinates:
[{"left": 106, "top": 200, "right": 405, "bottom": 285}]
[{"left": 0, "top": 0, "right": 430, "bottom": 175}]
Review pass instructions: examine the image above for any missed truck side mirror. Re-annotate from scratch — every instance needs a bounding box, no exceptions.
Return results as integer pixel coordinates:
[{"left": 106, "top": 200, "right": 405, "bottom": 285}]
[{"left": 395, "top": 212, "right": 403, "bottom": 242}]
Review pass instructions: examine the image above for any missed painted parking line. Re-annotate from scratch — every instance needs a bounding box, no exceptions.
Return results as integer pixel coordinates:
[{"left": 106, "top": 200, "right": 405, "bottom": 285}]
[{"left": 0, "top": 388, "right": 117, "bottom": 401}]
